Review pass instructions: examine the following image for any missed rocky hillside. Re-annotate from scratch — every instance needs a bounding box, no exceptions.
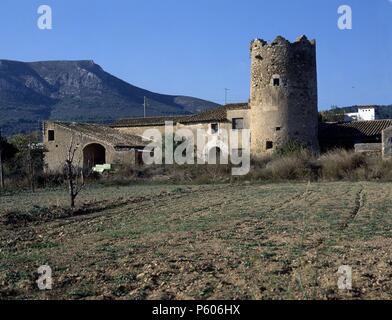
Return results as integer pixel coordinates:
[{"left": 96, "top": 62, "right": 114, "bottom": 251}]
[{"left": 0, "top": 60, "right": 219, "bottom": 135}]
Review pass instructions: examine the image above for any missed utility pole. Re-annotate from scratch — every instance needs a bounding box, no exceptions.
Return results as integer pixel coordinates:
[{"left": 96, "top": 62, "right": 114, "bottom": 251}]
[
  {"left": 144, "top": 96, "right": 147, "bottom": 118},
  {"left": 224, "top": 88, "right": 230, "bottom": 105}
]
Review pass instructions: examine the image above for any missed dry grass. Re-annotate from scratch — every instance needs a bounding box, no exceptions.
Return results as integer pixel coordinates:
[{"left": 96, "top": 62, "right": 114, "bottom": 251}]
[
  {"left": 2, "top": 150, "right": 391, "bottom": 193},
  {"left": 319, "top": 149, "right": 368, "bottom": 180},
  {"left": 106, "top": 149, "right": 392, "bottom": 183},
  {"left": 249, "top": 149, "right": 392, "bottom": 182}
]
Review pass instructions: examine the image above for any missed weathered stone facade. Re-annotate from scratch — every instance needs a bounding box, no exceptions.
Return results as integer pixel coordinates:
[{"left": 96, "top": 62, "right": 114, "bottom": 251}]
[
  {"left": 43, "top": 122, "right": 146, "bottom": 173},
  {"left": 354, "top": 143, "right": 382, "bottom": 156},
  {"left": 382, "top": 126, "right": 392, "bottom": 159},
  {"left": 115, "top": 108, "right": 251, "bottom": 155},
  {"left": 249, "top": 36, "right": 319, "bottom": 156}
]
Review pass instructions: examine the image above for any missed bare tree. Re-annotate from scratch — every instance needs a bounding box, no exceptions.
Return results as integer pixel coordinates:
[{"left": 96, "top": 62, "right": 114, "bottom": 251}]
[
  {"left": 64, "top": 135, "right": 84, "bottom": 208},
  {"left": 27, "top": 135, "right": 36, "bottom": 193}
]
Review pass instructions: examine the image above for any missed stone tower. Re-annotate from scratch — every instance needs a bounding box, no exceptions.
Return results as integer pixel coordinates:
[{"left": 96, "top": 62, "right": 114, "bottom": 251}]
[{"left": 249, "top": 35, "right": 319, "bottom": 156}]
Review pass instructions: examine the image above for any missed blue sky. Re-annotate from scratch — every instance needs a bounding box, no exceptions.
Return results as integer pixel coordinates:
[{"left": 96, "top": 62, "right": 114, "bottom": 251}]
[{"left": 0, "top": 0, "right": 391, "bottom": 110}]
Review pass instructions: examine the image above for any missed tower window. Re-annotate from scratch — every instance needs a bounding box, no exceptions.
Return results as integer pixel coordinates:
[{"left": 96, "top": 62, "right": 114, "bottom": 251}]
[
  {"left": 232, "top": 118, "right": 244, "bottom": 130},
  {"left": 266, "top": 141, "right": 273, "bottom": 150},
  {"left": 273, "top": 78, "right": 280, "bottom": 87},
  {"left": 211, "top": 123, "right": 219, "bottom": 134},
  {"left": 276, "top": 127, "right": 281, "bottom": 131},
  {"left": 48, "top": 130, "right": 55, "bottom": 141}
]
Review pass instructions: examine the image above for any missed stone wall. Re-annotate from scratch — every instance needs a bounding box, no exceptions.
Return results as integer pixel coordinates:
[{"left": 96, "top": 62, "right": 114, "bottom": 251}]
[
  {"left": 114, "top": 110, "right": 250, "bottom": 158},
  {"left": 382, "top": 126, "right": 392, "bottom": 160},
  {"left": 354, "top": 143, "right": 382, "bottom": 156},
  {"left": 249, "top": 36, "right": 319, "bottom": 156},
  {"left": 43, "top": 122, "right": 137, "bottom": 173}
]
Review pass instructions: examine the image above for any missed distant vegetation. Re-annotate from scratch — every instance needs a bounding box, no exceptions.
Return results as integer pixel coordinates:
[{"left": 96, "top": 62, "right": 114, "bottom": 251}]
[
  {"left": 319, "top": 105, "right": 392, "bottom": 122},
  {"left": 0, "top": 132, "right": 45, "bottom": 192}
]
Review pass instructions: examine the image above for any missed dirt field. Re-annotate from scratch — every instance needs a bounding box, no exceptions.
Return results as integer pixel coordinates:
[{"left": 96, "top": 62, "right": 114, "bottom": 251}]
[{"left": 1, "top": 181, "right": 392, "bottom": 300}]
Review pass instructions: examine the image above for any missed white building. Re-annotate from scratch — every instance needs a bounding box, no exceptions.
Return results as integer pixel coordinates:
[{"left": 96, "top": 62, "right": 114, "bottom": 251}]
[{"left": 344, "top": 107, "right": 376, "bottom": 122}]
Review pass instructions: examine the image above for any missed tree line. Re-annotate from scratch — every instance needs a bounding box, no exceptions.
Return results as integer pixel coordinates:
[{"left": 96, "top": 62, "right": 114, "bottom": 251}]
[
  {"left": 0, "top": 131, "right": 87, "bottom": 208},
  {"left": 0, "top": 131, "right": 45, "bottom": 192}
]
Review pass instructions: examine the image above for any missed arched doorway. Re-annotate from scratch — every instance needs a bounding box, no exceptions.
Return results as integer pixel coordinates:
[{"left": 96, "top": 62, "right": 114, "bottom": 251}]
[
  {"left": 83, "top": 143, "right": 106, "bottom": 169},
  {"left": 208, "top": 147, "right": 222, "bottom": 164}
]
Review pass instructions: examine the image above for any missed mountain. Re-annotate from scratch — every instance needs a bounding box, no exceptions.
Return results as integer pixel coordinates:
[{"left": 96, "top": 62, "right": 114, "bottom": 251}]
[{"left": 0, "top": 59, "right": 220, "bottom": 136}]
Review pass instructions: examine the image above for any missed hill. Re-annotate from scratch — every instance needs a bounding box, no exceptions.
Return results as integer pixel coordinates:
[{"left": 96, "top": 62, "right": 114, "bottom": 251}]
[{"left": 0, "top": 59, "right": 220, "bottom": 135}]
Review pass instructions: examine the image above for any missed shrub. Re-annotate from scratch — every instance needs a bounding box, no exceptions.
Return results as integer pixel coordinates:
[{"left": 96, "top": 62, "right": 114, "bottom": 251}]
[
  {"left": 274, "top": 140, "right": 308, "bottom": 157},
  {"left": 263, "top": 149, "right": 315, "bottom": 181},
  {"left": 365, "top": 158, "right": 392, "bottom": 181},
  {"left": 319, "top": 149, "right": 368, "bottom": 180}
]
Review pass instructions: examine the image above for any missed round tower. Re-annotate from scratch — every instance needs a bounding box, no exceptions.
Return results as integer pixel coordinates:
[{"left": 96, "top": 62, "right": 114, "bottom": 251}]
[{"left": 249, "top": 35, "right": 319, "bottom": 156}]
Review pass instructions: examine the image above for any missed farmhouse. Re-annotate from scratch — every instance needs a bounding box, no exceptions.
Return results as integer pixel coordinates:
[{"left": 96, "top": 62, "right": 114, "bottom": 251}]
[
  {"left": 43, "top": 121, "right": 147, "bottom": 172},
  {"left": 42, "top": 35, "right": 392, "bottom": 172}
]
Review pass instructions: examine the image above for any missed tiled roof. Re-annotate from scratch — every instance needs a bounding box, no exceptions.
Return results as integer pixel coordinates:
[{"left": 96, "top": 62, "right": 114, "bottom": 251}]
[
  {"left": 319, "top": 120, "right": 392, "bottom": 139},
  {"left": 183, "top": 103, "right": 249, "bottom": 124},
  {"left": 112, "top": 103, "right": 249, "bottom": 127},
  {"left": 55, "top": 122, "right": 147, "bottom": 147},
  {"left": 113, "top": 115, "right": 189, "bottom": 127}
]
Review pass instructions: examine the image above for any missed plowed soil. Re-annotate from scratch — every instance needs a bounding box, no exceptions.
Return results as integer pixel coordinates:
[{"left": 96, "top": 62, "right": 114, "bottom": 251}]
[{"left": 1, "top": 182, "right": 392, "bottom": 300}]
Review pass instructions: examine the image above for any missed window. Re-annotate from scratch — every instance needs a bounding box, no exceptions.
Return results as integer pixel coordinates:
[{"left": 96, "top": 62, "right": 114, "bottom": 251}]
[
  {"left": 273, "top": 78, "right": 280, "bottom": 87},
  {"left": 48, "top": 130, "right": 55, "bottom": 141},
  {"left": 232, "top": 118, "right": 244, "bottom": 130},
  {"left": 211, "top": 123, "right": 219, "bottom": 134},
  {"left": 276, "top": 127, "right": 281, "bottom": 131},
  {"left": 266, "top": 141, "right": 273, "bottom": 150}
]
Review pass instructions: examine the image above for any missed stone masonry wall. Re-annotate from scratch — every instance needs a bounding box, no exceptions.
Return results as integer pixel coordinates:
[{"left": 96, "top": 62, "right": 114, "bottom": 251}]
[
  {"left": 115, "top": 109, "right": 250, "bottom": 157},
  {"left": 382, "top": 126, "right": 392, "bottom": 160},
  {"left": 249, "top": 35, "right": 319, "bottom": 156},
  {"left": 43, "top": 122, "right": 136, "bottom": 173}
]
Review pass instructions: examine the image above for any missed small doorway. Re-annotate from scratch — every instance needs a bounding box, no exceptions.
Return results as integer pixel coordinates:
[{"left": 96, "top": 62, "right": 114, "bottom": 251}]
[{"left": 83, "top": 143, "right": 106, "bottom": 170}]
